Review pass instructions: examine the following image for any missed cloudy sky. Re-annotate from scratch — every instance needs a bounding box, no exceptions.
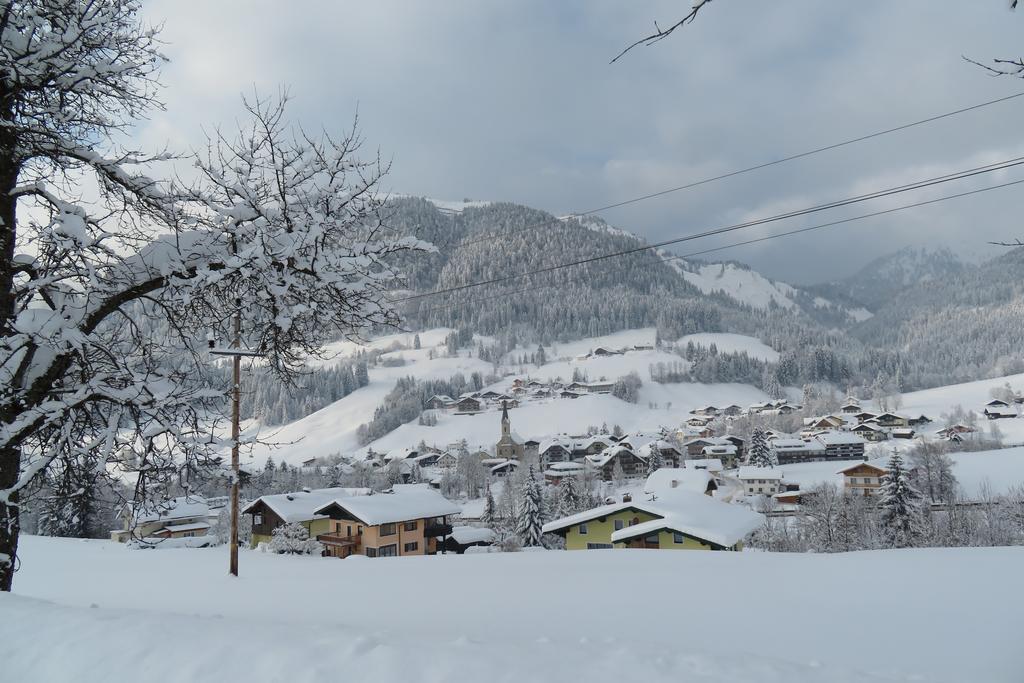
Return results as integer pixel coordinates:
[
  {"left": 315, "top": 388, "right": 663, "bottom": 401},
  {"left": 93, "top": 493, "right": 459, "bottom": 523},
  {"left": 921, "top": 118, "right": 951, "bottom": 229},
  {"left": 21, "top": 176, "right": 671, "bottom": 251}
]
[{"left": 140, "top": 1, "right": 1024, "bottom": 283}]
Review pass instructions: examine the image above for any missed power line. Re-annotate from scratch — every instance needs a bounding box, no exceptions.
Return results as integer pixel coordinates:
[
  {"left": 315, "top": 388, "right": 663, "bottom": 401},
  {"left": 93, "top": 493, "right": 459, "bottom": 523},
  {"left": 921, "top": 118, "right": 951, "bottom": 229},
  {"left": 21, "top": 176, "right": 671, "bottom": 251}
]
[
  {"left": 407, "top": 175, "right": 1024, "bottom": 316},
  {"left": 396, "top": 154, "right": 1024, "bottom": 305},
  {"left": 444, "top": 91, "right": 1024, "bottom": 249}
]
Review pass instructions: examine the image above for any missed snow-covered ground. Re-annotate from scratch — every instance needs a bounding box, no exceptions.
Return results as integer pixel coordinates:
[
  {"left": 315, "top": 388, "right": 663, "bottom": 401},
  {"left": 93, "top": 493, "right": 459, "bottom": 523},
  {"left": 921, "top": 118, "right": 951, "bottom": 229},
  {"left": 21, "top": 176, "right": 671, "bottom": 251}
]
[
  {"left": 770, "top": 445, "right": 1024, "bottom": 499},
  {"left": 241, "top": 331, "right": 492, "bottom": 465},
  {"left": 249, "top": 328, "right": 783, "bottom": 465},
  {"left": 354, "top": 383, "right": 772, "bottom": 458},
  {"left": 5, "top": 535, "right": 1022, "bottom": 682},
  {"left": 899, "top": 371, "right": 1024, "bottom": 442}
]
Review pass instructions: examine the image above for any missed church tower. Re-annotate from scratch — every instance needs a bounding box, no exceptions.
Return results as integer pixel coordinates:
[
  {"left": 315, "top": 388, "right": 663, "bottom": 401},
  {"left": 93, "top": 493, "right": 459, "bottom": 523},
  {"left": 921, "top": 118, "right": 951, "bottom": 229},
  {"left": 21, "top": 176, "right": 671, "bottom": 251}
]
[{"left": 496, "top": 400, "right": 523, "bottom": 459}]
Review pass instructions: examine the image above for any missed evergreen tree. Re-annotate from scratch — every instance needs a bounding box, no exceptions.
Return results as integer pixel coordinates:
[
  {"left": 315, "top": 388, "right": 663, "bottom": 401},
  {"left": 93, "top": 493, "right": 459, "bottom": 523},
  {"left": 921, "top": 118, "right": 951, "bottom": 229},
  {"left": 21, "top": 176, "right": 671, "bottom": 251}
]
[
  {"left": 878, "top": 449, "right": 927, "bottom": 548},
  {"left": 482, "top": 484, "right": 498, "bottom": 527},
  {"left": 747, "top": 428, "right": 774, "bottom": 468},
  {"left": 355, "top": 361, "right": 370, "bottom": 387},
  {"left": 413, "top": 333, "right": 421, "bottom": 350},
  {"left": 645, "top": 443, "right": 664, "bottom": 476},
  {"left": 516, "top": 465, "right": 545, "bottom": 547},
  {"left": 557, "top": 475, "right": 582, "bottom": 517}
]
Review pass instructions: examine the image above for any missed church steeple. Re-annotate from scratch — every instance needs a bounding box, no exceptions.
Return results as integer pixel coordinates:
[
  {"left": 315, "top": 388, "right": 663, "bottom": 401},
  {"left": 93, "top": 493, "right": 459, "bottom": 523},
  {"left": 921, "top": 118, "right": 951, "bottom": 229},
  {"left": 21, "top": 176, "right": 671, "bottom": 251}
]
[{"left": 501, "top": 400, "right": 510, "bottom": 437}]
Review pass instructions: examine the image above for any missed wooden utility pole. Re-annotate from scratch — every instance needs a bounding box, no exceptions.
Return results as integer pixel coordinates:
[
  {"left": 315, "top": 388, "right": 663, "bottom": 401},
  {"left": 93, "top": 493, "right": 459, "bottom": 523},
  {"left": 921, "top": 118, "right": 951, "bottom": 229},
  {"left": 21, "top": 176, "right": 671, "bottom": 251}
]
[
  {"left": 209, "top": 297, "right": 259, "bottom": 577},
  {"left": 229, "top": 299, "right": 241, "bottom": 577}
]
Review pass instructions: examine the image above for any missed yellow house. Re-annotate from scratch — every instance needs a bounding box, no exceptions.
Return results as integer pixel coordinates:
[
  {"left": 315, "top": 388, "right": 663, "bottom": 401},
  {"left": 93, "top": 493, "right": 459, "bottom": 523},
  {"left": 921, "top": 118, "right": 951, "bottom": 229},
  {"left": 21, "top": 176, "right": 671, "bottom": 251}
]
[
  {"left": 542, "top": 489, "right": 763, "bottom": 551},
  {"left": 313, "top": 486, "right": 462, "bottom": 558}
]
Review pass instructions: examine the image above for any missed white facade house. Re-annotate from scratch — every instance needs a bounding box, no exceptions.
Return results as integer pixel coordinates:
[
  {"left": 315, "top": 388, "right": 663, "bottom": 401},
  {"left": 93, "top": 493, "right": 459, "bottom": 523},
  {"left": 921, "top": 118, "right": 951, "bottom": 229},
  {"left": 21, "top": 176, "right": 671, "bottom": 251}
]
[{"left": 736, "top": 466, "right": 785, "bottom": 496}]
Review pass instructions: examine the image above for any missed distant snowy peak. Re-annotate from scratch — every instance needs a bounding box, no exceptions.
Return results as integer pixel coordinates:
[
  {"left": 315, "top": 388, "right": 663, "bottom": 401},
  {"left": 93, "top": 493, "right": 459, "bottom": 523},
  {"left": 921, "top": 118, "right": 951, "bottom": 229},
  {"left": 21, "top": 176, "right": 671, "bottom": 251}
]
[
  {"left": 820, "top": 245, "right": 972, "bottom": 312},
  {"left": 675, "top": 260, "right": 800, "bottom": 311}
]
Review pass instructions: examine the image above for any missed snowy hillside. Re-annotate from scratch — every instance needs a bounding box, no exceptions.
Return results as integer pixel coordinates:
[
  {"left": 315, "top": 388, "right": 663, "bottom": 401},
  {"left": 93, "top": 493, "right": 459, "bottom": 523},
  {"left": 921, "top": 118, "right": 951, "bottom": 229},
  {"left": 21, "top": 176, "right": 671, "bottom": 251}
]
[
  {"left": 815, "top": 245, "right": 970, "bottom": 312},
  {"left": 243, "top": 328, "right": 782, "bottom": 465},
  {"left": 6, "top": 536, "right": 1023, "bottom": 683}
]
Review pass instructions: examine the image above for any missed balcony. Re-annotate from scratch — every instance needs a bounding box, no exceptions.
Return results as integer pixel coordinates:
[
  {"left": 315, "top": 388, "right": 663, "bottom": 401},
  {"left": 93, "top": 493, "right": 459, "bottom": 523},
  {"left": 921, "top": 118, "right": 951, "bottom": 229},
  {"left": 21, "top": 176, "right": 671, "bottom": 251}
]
[
  {"left": 423, "top": 522, "right": 453, "bottom": 538},
  {"left": 316, "top": 533, "right": 360, "bottom": 547}
]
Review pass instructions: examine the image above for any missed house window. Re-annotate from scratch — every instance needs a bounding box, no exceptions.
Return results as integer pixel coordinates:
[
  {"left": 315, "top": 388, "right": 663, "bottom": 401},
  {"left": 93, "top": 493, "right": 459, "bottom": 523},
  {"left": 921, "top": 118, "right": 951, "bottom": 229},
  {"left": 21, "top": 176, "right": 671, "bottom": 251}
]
[
  {"left": 403, "top": 542, "right": 418, "bottom": 553},
  {"left": 404, "top": 521, "right": 417, "bottom": 532},
  {"left": 673, "top": 533, "right": 684, "bottom": 544},
  {"left": 587, "top": 543, "right": 613, "bottom": 549},
  {"left": 379, "top": 544, "right": 398, "bottom": 557},
  {"left": 380, "top": 523, "right": 397, "bottom": 537},
  {"left": 579, "top": 523, "right": 588, "bottom": 535},
  {"left": 365, "top": 547, "right": 378, "bottom": 558},
  {"left": 253, "top": 513, "right": 263, "bottom": 526},
  {"left": 614, "top": 519, "right": 624, "bottom": 531}
]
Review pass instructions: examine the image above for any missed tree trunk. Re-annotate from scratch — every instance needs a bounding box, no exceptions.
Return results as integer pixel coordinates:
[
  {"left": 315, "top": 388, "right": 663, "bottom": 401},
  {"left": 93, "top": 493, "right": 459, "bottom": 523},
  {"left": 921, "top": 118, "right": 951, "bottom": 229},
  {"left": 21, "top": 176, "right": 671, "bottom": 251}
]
[
  {"left": 0, "top": 86, "right": 23, "bottom": 590},
  {"left": 0, "top": 445, "right": 19, "bottom": 592}
]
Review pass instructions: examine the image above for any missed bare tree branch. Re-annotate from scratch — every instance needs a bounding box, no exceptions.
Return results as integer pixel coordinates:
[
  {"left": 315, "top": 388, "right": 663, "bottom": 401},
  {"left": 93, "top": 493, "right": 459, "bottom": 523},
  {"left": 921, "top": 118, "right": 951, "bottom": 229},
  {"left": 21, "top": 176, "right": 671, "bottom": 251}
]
[{"left": 611, "top": 0, "right": 712, "bottom": 63}]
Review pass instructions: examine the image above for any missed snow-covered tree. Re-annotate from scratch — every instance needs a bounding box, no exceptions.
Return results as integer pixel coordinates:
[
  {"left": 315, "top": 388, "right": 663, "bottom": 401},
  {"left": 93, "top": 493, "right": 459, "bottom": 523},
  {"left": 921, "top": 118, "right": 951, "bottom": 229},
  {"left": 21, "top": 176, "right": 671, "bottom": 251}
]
[
  {"left": 909, "top": 442, "right": 958, "bottom": 503},
  {"left": 266, "top": 522, "right": 323, "bottom": 555},
  {"left": 557, "top": 475, "right": 582, "bottom": 518},
  {"left": 0, "top": 4, "right": 426, "bottom": 591},
  {"left": 747, "top": 428, "right": 774, "bottom": 468},
  {"left": 516, "top": 465, "right": 544, "bottom": 547},
  {"left": 877, "top": 449, "right": 927, "bottom": 548},
  {"left": 645, "top": 443, "right": 664, "bottom": 476},
  {"left": 481, "top": 483, "right": 498, "bottom": 527},
  {"left": 413, "top": 333, "right": 421, "bottom": 350}
]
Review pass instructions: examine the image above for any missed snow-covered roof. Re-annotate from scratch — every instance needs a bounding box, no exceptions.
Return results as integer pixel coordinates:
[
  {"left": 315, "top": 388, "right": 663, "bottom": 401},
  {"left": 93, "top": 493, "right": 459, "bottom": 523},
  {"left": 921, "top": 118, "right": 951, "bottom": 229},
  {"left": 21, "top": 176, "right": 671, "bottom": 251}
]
[
  {"left": 449, "top": 526, "right": 496, "bottom": 545},
  {"left": 644, "top": 468, "right": 714, "bottom": 495},
  {"left": 161, "top": 521, "right": 211, "bottom": 533},
  {"left": 836, "top": 461, "right": 888, "bottom": 475},
  {"left": 242, "top": 487, "right": 369, "bottom": 523},
  {"left": 737, "top": 466, "right": 784, "bottom": 480},
  {"left": 315, "top": 488, "right": 460, "bottom": 526},
  {"left": 131, "top": 496, "right": 211, "bottom": 525},
  {"left": 701, "top": 444, "right": 736, "bottom": 455},
  {"left": 546, "top": 461, "right": 585, "bottom": 473},
  {"left": 607, "top": 491, "right": 764, "bottom": 548},
  {"left": 815, "top": 432, "right": 866, "bottom": 446},
  {"left": 685, "top": 458, "right": 723, "bottom": 472},
  {"left": 984, "top": 406, "right": 1017, "bottom": 417}
]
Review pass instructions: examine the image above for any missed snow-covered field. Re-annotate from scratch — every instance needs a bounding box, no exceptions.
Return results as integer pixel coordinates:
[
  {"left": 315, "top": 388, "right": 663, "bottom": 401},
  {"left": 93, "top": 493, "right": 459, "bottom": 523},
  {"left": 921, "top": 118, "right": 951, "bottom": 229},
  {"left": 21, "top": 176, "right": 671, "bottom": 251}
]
[
  {"left": 771, "top": 446, "right": 1024, "bottom": 498},
  {"left": 354, "top": 383, "right": 771, "bottom": 458},
  {"left": 248, "top": 328, "right": 782, "bottom": 465},
  {"left": 5, "top": 536, "right": 1023, "bottom": 683},
  {"left": 899, "top": 371, "right": 1024, "bottom": 443}
]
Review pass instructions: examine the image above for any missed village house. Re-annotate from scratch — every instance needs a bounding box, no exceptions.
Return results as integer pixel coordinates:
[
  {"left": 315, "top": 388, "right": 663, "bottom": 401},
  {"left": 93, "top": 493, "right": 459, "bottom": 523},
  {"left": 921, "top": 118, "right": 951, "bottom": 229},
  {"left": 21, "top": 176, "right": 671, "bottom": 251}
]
[
  {"left": 454, "top": 396, "right": 482, "bottom": 413},
  {"left": 737, "top": 466, "right": 785, "bottom": 496},
  {"left": 486, "top": 458, "right": 518, "bottom": 477},
  {"left": 544, "top": 461, "right": 586, "bottom": 485},
  {"left": 313, "top": 487, "right": 462, "bottom": 558},
  {"left": 937, "top": 423, "right": 977, "bottom": 441},
  {"left": 840, "top": 396, "right": 862, "bottom": 413},
  {"left": 984, "top": 404, "right": 1017, "bottom": 420},
  {"left": 837, "top": 461, "right": 888, "bottom": 496},
  {"left": 869, "top": 412, "right": 910, "bottom": 428},
  {"left": 425, "top": 394, "right": 454, "bottom": 410},
  {"left": 585, "top": 445, "right": 648, "bottom": 480},
  {"left": 815, "top": 431, "right": 867, "bottom": 460},
  {"left": 440, "top": 526, "right": 496, "bottom": 554},
  {"left": 542, "top": 488, "right": 763, "bottom": 551},
  {"left": 891, "top": 427, "right": 916, "bottom": 439},
  {"left": 851, "top": 422, "right": 888, "bottom": 442},
  {"left": 770, "top": 437, "right": 827, "bottom": 465},
  {"left": 243, "top": 487, "right": 370, "bottom": 548},
  {"left": 110, "top": 495, "right": 221, "bottom": 543}
]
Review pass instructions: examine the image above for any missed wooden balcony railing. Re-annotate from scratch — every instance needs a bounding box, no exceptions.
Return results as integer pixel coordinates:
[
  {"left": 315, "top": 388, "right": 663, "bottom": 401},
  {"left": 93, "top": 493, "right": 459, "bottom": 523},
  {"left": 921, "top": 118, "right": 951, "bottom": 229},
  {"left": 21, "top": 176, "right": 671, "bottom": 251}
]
[{"left": 316, "top": 533, "right": 360, "bottom": 547}]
